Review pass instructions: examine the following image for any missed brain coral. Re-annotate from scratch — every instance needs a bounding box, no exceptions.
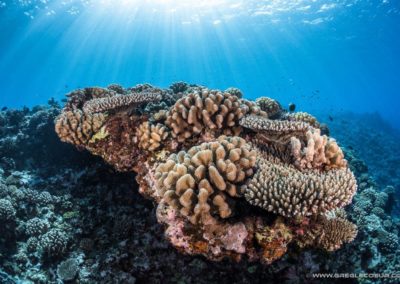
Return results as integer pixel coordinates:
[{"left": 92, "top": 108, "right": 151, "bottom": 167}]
[
  {"left": 55, "top": 82, "right": 358, "bottom": 264},
  {"left": 156, "top": 136, "right": 256, "bottom": 224},
  {"left": 241, "top": 150, "right": 357, "bottom": 217},
  {"left": 166, "top": 90, "right": 266, "bottom": 142}
]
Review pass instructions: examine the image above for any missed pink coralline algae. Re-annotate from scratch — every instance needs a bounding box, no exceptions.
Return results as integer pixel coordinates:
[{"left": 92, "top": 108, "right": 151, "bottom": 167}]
[{"left": 55, "top": 83, "right": 358, "bottom": 264}]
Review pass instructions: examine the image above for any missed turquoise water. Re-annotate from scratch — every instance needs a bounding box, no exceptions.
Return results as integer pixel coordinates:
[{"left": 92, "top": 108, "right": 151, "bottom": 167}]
[{"left": 0, "top": 0, "right": 399, "bottom": 128}]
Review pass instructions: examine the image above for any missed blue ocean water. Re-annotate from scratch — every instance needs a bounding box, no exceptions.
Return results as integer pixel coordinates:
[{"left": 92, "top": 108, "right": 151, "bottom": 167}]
[
  {"left": 0, "top": 0, "right": 399, "bottom": 128},
  {"left": 1, "top": 2, "right": 400, "bottom": 283}
]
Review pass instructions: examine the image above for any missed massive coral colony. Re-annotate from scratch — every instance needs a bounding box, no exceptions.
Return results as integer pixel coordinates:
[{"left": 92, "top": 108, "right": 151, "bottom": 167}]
[{"left": 55, "top": 82, "right": 357, "bottom": 264}]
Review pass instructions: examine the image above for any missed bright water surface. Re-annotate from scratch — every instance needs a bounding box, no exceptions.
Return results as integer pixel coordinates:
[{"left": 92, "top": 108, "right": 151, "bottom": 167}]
[{"left": 0, "top": 0, "right": 399, "bottom": 127}]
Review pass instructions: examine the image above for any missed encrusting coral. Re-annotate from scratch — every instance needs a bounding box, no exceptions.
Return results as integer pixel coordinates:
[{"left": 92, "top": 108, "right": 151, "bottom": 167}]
[{"left": 54, "top": 82, "right": 358, "bottom": 264}]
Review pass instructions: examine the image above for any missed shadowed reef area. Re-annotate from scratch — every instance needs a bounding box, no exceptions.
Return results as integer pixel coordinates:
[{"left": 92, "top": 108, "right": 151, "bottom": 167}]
[{"left": 0, "top": 82, "right": 399, "bottom": 283}]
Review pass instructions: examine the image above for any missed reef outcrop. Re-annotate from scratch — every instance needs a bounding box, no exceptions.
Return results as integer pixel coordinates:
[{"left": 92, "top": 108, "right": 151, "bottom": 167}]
[{"left": 54, "top": 83, "right": 358, "bottom": 264}]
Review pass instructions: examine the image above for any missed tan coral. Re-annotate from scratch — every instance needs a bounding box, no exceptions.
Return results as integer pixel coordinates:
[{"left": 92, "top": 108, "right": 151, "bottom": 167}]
[
  {"left": 82, "top": 92, "right": 162, "bottom": 114},
  {"left": 155, "top": 136, "right": 256, "bottom": 224},
  {"left": 55, "top": 82, "right": 359, "bottom": 264},
  {"left": 290, "top": 128, "right": 347, "bottom": 170},
  {"left": 55, "top": 110, "right": 107, "bottom": 146},
  {"left": 284, "top": 112, "right": 321, "bottom": 129},
  {"left": 255, "top": 97, "right": 282, "bottom": 117},
  {"left": 165, "top": 90, "right": 266, "bottom": 142},
  {"left": 64, "top": 87, "right": 116, "bottom": 111},
  {"left": 240, "top": 115, "right": 311, "bottom": 144},
  {"left": 137, "top": 121, "right": 169, "bottom": 152},
  {"left": 241, "top": 150, "right": 357, "bottom": 218},
  {"left": 295, "top": 209, "right": 358, "bottom": 251}
]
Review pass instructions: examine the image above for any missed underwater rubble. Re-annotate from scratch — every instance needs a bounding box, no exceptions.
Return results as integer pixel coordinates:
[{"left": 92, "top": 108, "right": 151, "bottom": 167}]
[{"left": 0, "top": 82, "right": 399, "bottom": 283}]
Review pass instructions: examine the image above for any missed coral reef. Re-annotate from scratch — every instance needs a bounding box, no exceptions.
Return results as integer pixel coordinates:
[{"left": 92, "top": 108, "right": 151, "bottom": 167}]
[
  {"left": 156, "top": 136, "right": 256, "bottom": 224},
  {"left": 284, "top": 111, "right": 321, "bottom": 129},
  {"left": 255, "top": 97, "right": 282, "bottom": 118},
  {"left": 52, "top": 82, "right": 359, "bottom": 266},
  {"left": 55, "top": 110, "right": 107, "bottom": 146},
  {"left": 165, "top": 90, "right": 266, "bottom": 142},
  {"left": 290, "top": 128, "right": 347, "bottom": 170},
  {"left": 137, "top": 121, "right": 170, "bottom": 152},
  {"left": 82, "top": 92, "right": 162, "bottom": 114},
  {"left": 295, "top": 209, "right": 358, "bottom": 251},
  {"left": 242, "top": 150, "right": 357, "bottom": 217},
  {"left": 0, "top": 99, "right": 399, "bottom": 283}
]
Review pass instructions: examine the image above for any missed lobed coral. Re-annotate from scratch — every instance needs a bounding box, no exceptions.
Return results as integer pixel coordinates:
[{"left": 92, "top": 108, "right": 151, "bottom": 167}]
[
  {"left": 40, "top": 229, "right": 69, "bottom": 256},
  {"left": 156, "top": 136, "right": 256, "bottom": 224},
  {"left": 0, "top": 198, "right": 16, "bottom": 221},
  {"left": 25, "top": 218, "right": 49, "bottom": 236},
  {"left": 55, "top": 110, "right": 107, "bottom": 146},
  {"left": 54, "top": 82, "right": 359, "bottom": 264},
  {"left": 165, "top": 90, "right": 266, "bottom": 142},
  {"left": 290, "top": 128, "right": 347, "bottom": 170},
  {"left": 137, "top": 121, "right": 170, "bottom": 152}
]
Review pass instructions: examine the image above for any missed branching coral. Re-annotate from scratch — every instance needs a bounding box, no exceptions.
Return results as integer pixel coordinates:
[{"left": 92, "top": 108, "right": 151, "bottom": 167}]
[
  {"left": 241, "top": 150, "right": 357, "bottom": 217},
  {"left": 55, "top": 82, "right": 358, "bottom": 264},
  {"left": 295, "top": 209, "right": 358, "bottom": 251},
  {"left": 156, "top": 136, "right": 256, "bottom": 224},
  {"left": 240, "top": 115, "right": 311, "bottom": 144},
  {"left": 166, "top": 90, "right": 266, "bottom": 142},
  {"left": 65, "top": 87, "right": 116, "bottom": 111},
  {"left": 284, "top": 112, "right": 321, "bottom": 129},
  {"left": 82, "top": 92, "right": 162, "bottom": 114}
]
